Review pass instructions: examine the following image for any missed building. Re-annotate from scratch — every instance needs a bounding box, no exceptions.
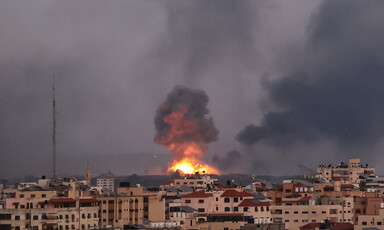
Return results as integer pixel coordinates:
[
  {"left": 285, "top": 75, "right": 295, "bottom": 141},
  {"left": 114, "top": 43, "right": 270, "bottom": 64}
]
[
  {"left": 318, "top": 158, "right": 375, "bottom": 184},
  {"left": 96, "top": 178, "right": 115, "bottom": 193},
  {"left": 354, "top": 203, "right": 384, "bottom": 230},
  {"left": 160, "top": 174, "right": 218, "bottom": 190},
  {"left": 0, "top": 178, "right": 99, "bottom": 230},
  {"left": 97, "top": 183, "right": 165, "bottom": 228}
]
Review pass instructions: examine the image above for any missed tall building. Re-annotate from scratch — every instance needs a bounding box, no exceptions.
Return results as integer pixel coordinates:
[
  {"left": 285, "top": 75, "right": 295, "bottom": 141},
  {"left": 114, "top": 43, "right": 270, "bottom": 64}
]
[{"left": 97, "top": 183, "right": 165, "bottom": 228}]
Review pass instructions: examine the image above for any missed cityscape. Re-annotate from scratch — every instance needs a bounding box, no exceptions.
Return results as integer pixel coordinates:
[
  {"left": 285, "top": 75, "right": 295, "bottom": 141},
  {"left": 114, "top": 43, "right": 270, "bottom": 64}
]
[
  {"left": 1, "top": 1, "right": 384, "bottom": 230},
  {"left": 1, "top": 158, "right": 384, "bottom": 230}
]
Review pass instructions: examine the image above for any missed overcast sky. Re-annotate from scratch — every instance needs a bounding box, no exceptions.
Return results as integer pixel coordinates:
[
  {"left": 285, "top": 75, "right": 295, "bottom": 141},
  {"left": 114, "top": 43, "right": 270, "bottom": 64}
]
[{"left": 1, "top": 0, "right": 384, "bottom": 178}]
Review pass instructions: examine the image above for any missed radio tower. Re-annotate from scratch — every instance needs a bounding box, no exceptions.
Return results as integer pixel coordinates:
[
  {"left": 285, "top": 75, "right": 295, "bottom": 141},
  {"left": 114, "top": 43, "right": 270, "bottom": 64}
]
[{"left": 52, "top": 72, "right": 57, "bottom": 180}]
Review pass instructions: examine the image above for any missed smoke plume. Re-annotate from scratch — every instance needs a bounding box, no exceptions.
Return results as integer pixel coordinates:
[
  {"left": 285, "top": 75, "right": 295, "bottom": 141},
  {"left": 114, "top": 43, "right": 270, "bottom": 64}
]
[
  {"left": 154, "top": 85, "right": 219, "bottom": 173},
  {"left": 236, "top": 0, "right": 384, "bottom": 171}
]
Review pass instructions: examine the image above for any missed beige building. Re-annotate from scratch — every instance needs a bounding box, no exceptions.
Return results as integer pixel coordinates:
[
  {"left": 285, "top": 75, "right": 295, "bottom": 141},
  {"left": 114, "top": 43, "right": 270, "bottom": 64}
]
[
  {"left": 355, "top": 204, "right": 384, "bottom": 230},
  {"left": 271, "top": 196, "right": 354, "bottom": 230},
  {"left": 97, "top": 184, "right": 165, "bottom": 228},
  {"left": 161, "top": 175, "right": 217, "bottom": 190},
  {"left": 317, "top": 158, "right": 375, "bottom": 184},
  {"left": 0, "top": 178, "right": 99, "bottom": 230}
]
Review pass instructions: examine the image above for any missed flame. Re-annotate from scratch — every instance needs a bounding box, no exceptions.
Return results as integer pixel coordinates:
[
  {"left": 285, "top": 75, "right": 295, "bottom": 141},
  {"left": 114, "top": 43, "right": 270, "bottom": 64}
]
[
  {"left": 156, "top": 104, "right": 219, "bottom": 175},
  {"left": 166, "top": 142, "right": 219, "bottom": 175},
  {"left": 168, "top": 157, "right": 219, "bottom": 175}
]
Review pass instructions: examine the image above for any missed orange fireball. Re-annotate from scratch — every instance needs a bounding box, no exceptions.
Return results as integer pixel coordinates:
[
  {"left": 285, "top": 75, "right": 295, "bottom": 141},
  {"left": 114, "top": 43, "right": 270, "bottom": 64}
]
[{"left": 168, "top": 157, "right": 219, "bottom": 175}]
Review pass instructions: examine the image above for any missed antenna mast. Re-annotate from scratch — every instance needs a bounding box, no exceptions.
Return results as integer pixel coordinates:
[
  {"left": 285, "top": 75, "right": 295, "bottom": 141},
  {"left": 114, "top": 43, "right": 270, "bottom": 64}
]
[{"left": 53, "top": 72, "right": 57, "bottom": 180}]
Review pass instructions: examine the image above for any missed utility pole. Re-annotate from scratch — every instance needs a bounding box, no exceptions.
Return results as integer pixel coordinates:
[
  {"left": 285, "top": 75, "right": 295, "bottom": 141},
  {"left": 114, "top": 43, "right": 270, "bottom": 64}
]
[{"left": 53, "top": 72, "right": 57, "bottom": 180}]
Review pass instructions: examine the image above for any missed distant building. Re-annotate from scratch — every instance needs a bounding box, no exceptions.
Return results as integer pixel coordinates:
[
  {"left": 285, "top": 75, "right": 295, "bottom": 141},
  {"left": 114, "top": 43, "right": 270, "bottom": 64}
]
[
  {"left": 317, "top": 158, "right": 375, "bottom": 184},
  {"left": 96, "top": 178, "right": 115, "bottom": 193},
  {"left": 160, "top": 174, "right": 217, "bottom": 190}
]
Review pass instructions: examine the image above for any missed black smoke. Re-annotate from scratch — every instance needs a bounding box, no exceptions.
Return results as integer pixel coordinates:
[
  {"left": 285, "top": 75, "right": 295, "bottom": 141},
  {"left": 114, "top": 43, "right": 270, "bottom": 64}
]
[
  {"left": 154, "top": 85, "right": 219, "bottom": 147},
  {"left": 237, "top": 0, "right": 384, "bottom": 155}
]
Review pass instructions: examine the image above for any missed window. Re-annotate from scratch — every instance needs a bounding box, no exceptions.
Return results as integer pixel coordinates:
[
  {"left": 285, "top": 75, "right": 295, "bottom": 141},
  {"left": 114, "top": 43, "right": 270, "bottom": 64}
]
[
  {"left": 31, "top": 194, "right": 35, "bottom": 198},
  {"left": 216, "top": 207, "right": 218, "bottom": 211},
  {"left": 234, "top": 207, "right": 238, "bottom": 212},
  {"left": 302, "top": 211, "right": 308, "bottom": 214},
  {"left": 224, "top": 198, "right": 230, "bottom": 203},
  {"left": 20, "top": 205, "right": 25, "bottom": 209},
  {"left": 362, "top": 222, "right": 367, "bottom": 225},
  {"left": 378, "top": 222, "right": 382, "bottom": 225},
  {"left": 255, "top": 207, "right": 258, "bottom": 212},
  {"left": 185, "top": 200, "right": 191, "bottom": 203},
  {"left": 198, "top": 200, "right": 204, "bottom": 203},
  {"left": 234, "top": 197, "right": 238, "bottom": 202},
  {"left": 312, "top": 211, "right": 316, "bottom": 214},
  {"left": 108, "top": 200, "right": 114, "bottom": 204},
  {"left": 20, "top": 194, "right": 24, "bottom": 198},
  {"left": 225, "top": 207, "right": 230, "bottom": 212},
  {"left": 15, "top": 227, "right": 20, "bottom": 230},
  {"left": 294, "top": 211, "right": 298, "bottom": 214},
  {"left": 33, "top": 215, "right": 38, "bottom": 220},
  {"left": 294, "top": 220, "right": 298, "bottom": 223},
  {"left": 102, "top": 200, "right": 106, "bottom": 204},
  {"left": 243, "top": 207, "right": 249, "bottom": 212},
  {"left": 65, "top": 215, "right": 69, "bottom": 219},
  {"left": 197, "top": 208, "right": 205, "bottom": 213},
  {"left": 15, "top": 216, "right": 20, "bottom": 220},
  {"left": 0, "top": 214, "right": 11, "bottom": 220},
  {"left": 285, "top": 211, "right": 289, "bottom": 214},
  {"left": 215, "top": 197, "right": 218, "bottom": 201},
  {"left": 103, "top": 210, "right": 106, "bottom": 213}
]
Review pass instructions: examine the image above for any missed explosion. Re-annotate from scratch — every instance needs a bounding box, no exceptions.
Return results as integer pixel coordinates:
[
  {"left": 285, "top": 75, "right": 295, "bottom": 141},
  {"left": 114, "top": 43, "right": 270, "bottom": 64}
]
[{"left": 154, "top": 86, "right": 219, "bottom": 175}]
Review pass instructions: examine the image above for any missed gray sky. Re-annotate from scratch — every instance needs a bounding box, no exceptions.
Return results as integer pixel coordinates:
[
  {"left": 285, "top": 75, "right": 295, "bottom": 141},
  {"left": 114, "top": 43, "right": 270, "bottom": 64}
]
[{"left": 2, "top": 0, "right": 383, "bottom": 177}]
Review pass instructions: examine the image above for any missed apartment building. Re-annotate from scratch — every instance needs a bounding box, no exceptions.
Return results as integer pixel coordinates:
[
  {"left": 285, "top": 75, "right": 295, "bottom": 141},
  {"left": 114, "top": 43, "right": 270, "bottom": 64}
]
[
  {"left": 0, "top": 178, "right": 99, "bottom": 230},
  {"left": 96, "top": 178, "right": 115, "bottom": 193},
  {"left": 271, "top": 196, "right": 354, "bottom": 230},
  {"left": 355, "top": 204, "right": 384, "bottom": 230},
  {"left": 97, "top": 183, "right": 165, "bottom": 228},
  {"left": 160, "top": 174, "right": 217, "bottom": 190},
  {"left": 318, "top": 158, "right": 375, "bottom": 184}
]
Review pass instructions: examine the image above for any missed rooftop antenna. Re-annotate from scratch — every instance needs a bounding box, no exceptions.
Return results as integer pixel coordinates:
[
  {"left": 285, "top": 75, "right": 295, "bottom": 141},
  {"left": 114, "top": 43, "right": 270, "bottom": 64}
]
[{"left": 52, "top": 71, "right": 57, "bottom": 180}]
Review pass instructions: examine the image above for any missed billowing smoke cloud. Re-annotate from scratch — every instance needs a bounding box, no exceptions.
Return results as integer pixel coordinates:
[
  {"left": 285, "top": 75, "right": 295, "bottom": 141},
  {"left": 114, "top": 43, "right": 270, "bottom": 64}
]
[
  {"left": 154, "top": 85, "right": 218, "bottom": 148},
  {"left": 154, "top": 85, "right": 219, "bottom": 173},
  {"left": 237, "top": 0, "right": 384, "bottom": 167}
]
